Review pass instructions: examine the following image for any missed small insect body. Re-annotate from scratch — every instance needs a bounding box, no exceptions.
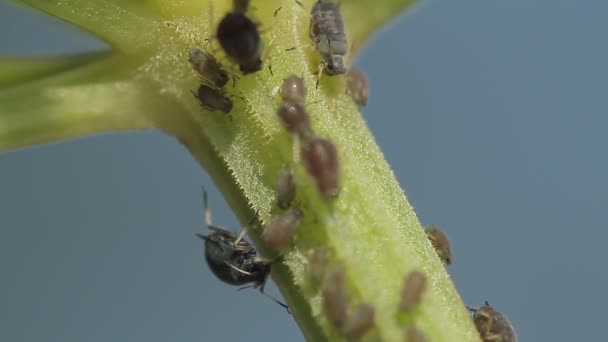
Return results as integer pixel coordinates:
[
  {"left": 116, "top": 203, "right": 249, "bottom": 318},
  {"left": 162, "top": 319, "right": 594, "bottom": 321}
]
[
  {"left": 309, "top": 0, "right": 348, "bottom": 76},
  {"left": 216, "top": 2, "right": 263, "bottom": 74},
  {"left": 404, "top": 326, "right": 427, "bottom": 342},
  {"left": 278, "top": 102, "right": 314, "bottom": 139},
  {"left": 400, "top": 270, "right": 427, "bottom": 312},
  {"left": 345, "top": 67, "right": 368, "bottom": 107},
  {"left": 277, "top": 170, "right": 296, "bottom": 209},
  {"left": 469, "top": 302, "right": 518, "bottom": 342},
  {"left": 262, "top": 208, "right": 303, "bottom": 250},
  {"left": 193, "top": 84, "right": 233, "bottom": 114},
  {"left": 322, "top": 266, "right": 349, "bottom": 328},
  {"left": 424, "top": 225, "right": 452, "bottom": 265},
  {"left": 301, "top": 137, "right": 340, "bottom": 199},
  {"left": 196, "top": 190, "right": 288, "bottom": 311},
  {"left": 188, "top": 48, "right": 229, "bottom": 88},
  {"left": 279, "top": 74, "right": 307, "bottom": 104},
  {"left": 342, "top": 303, "right": 375, "bottom": 340}
]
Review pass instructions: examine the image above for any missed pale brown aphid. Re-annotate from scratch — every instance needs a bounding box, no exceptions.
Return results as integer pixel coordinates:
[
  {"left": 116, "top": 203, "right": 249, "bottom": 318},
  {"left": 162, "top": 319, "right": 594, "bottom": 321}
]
[
  {"left": 307, "top": 247, "right": 329, "bottom": 282},
  {"left": 301, "top": 137, "right": 339, "bottom": 199},
  {"left": 279, "top": 74, "right": 307, "bottom": 104},
  {"left": 342, "top": 303, "right": 375, "bottom": 340},
  {"left": 424, "top": 225, "right": 452, "bottom": 265},
  {"left": 188, "top": 48, "right": 229, "bottom": 88},
  {"left": 277, "top": 170, "right": 296, "bottom": 209},
  {"left": 404, "top": 326, "right": 427, "bottom": 342},
  {"left": 345, "top": 67, "right": 368, "bottom": 107},
  {"left": 262, "top": 208, "right": 303, "bottom": 250},
  {"left": 469, "top": 302, "right": 518, "bottom": 342},
  {"left": 322, "top": 266, "right": 348, "bottom": 328},
  {"left": 400, "top": 270, "right": 427, "bottom": 312},
  {"left": 278, "top": 102, "right": 314, "bottom": 139}
]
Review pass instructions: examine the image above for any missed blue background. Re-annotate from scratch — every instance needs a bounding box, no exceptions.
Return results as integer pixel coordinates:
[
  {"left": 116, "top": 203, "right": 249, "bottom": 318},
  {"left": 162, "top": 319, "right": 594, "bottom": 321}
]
[{"left": 1, "top": 0, "right": 606, "bottom": 340}]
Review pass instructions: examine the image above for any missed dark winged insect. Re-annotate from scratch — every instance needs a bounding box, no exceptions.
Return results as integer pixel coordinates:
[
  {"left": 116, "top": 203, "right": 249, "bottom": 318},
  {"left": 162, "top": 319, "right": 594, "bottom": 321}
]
[
  {"left": 301, "top": 137, "right": 340, "bottom": 199},
  {"left": 277, "top": 170, "right": 296, "bottom": 209},
  {"left": 188, "top": 48, "right": 229, "bottom": 88},
  {"left": 400, "top": 270, "right": 427, "bottom": 312},
  {"left": 345, "top": 67, "right": 368, "bottom": 107},
  {"left": 424, "top": 225, "right": 452, "bottom": 265},
  {"left": 196, "top": 190, "right": 288, "bottom": 311},
  {"left": 278, "top": 102, "right": 314, "bottom": 139},
  {"left": 193, "top": 84, "right": 233, "bottom": 113},
  {"left": 216, "top": 0, "right": 263, "bottom": 74},
  {"left": 262, "top": 208, "right": 303, "bottom": 250},
  {"left": 468, "top": 301, "right": 518, "bottom": 342},
  {"left": 309, "top": 0, "right": 348, "bottom": 77},
  {"left": 279, "top": 74, "right": 308, "bottom": 104},
  {"left": 342, "top": 303, "right": 375, "bottom": 340},
  {"left": 322, "top": 266, "right": 349, "bottom": 328}
]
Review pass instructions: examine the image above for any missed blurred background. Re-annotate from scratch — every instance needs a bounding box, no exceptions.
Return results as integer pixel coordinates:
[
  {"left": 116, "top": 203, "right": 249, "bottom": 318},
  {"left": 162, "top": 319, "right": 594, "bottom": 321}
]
[{"left": 1, "top": 0, "right": 607, "bottom": 340}]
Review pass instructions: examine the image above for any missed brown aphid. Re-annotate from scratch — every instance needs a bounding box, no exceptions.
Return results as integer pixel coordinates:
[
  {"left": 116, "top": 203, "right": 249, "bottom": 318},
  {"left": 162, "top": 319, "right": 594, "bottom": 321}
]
[
  {"left": 469, "top": 302, "right": 518, "bottom": 342},
  {"left": 262, "top": 208, "right": 303, "bottom": 250},
  {"left": 279, "top": 74, "right": 307, "bottom": 103},
  {"left": 188, "top": 48, "right": 229, "bottom": 88},
  {"left": 322, "top": 266, "right": 348, "bottom": 328},
  {"left": 345, "top": 67, "right": 369, "bottom": 107},
  {"left": 307, "top": 247, "right": 329, "bottom": 282},
  {"left": 404, "top": 326, "right": 427, "bottom": 342},
  {"left": 301, "top": 137, "right": 339, "bottom": 199},
  {"left": 278, "top": 102, "right": 314, "bottom": 139},
  {"left": 342, "top": 303, "right": 375, "bottom": 340},
  {"left": 400, "top": 270, "right": 427, "bottom": 312},
  {"left": 193, "top": 84, "right": 233, "bottom": 113},
  {"left": 277, "top": 170, "right": 296, "bottom": 209},
  {"left": 424, "top": 225, "right": 452, "bottom": 265}
]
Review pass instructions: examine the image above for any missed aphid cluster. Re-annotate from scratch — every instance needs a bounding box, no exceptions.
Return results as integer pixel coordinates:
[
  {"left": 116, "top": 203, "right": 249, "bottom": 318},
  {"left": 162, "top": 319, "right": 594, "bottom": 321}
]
[
  {"left": 468, "top": 302, "right": 518, "bottom": 342},
  {"left": 424, "top": 225, "right": 452, "bottom": 265},
  {"left": 196, "top": 190, "right": 288, "bottom": 311},
  {"left": 189, "top": 48, "right": 233, "bottom": 114}
]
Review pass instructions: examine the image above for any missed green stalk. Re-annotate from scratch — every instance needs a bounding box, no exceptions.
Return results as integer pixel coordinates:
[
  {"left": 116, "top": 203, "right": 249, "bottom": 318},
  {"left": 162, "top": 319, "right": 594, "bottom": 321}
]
[{"left": 1, "top": 0, "right": 480, "bottom": 340}]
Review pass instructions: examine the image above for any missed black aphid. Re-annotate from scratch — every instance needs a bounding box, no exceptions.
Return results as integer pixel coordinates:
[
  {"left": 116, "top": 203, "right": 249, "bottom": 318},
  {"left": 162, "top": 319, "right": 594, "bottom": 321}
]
[
  {"left": 193, "top": 84, "right": 233, "bottom": 113},
  {"left": 188, "top": 48, "right": 229, "bottom": 88},
  {"left": 196, "top": 190, "right": 288, "bottom": 311},
  {"left": 345, "top": 67, "right": 368, "bottom": 107},
  {"left": 301, "top": 137, "right": 340, "bottom": 199},
  {"left": 309, "top": 0, "right": 348, "bottom": 76},
  {"left": 216, "top": 0, "right": 263, "bottom": 74},
  {"left": 468, "top": 302, "right": 518, "bottom": 342}
]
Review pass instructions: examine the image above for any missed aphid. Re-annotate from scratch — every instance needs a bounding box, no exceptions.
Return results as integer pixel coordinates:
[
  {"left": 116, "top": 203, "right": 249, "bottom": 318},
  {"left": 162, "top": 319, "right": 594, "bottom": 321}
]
[
  {"left": 196, "top": 190, "right": 288, "bottom": 311},
  {"left": 307, "top": 247, "right": 329, "bottom": 282},
  {"left": 309, "top": 0, "right": 348, "bottom": 76},
  {"left": 216, "top": 0, "right": 263, "bottom": 74},
  {"left": 424, "top": 225, "right": 452, "bottom": 265},
  {"left": 322, "top": 266, "right": 348, "bottom": 328},
  {"left": 468, "top": 301, "right": 518, "bottom": 342},
  {"left": 277, "top": 170, "right": 296, "bottom": 209},
  {"left": 404, "top": 326, "right": 427, "bottom": 342},
  {"left": 193, "top": 84, "right": 233, "bottom": 113},
  {"left": 345, "top": 67, "right": 368, "bottom": 107},
  {"left": 301, "top": 137, "right": 340, "bottom": 199},
  {"left": 262, "top": 208, "right": 303, "bottom": 250},
  {"left": 400, "top": 270, "right": 427, "bottom": 312},
  {"left": 279, "top": 74, "right": 307, "bottom": 103},
  {"left": 278, "top": 102, "right": 314, "bottom": 139},
  {"left": 188, "top": 48, "right": 229, "bottom": 88},
  {"left": 342, "top": 303, "right": 375, "bottom": 340}
]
